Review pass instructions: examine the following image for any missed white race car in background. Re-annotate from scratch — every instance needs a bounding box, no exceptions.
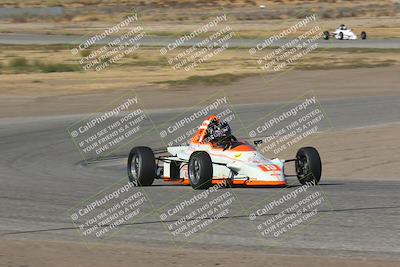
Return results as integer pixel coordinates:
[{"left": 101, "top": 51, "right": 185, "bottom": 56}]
[
  {"left": 323, "top": 24, "right": 366, "bottom": 40},
  {"left": 127, "top": 115, "right": 322, "bottom": 190}
]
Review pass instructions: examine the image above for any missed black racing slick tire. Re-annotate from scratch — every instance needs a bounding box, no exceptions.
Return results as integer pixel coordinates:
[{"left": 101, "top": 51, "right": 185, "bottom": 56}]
[
  {"left": 127, "top": 146, "right": 156, "bottom": 186},
  {"left": 188, "top": 151, "right": 213, "bottom": 190},
  {"left": 295, "top": 147, "right": 322, "bottom": 185},
  {"left": 323, "top": 31, "right": 329, "bottom": 40},
  {"left": 360, "top": 31, "right": 367, "bottom": 40}
]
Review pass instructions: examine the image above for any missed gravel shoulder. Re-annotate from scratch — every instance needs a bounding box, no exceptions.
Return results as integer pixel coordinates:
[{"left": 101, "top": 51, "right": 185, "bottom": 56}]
[{"left": 1, "top": 239, "right": 400, "bottom": 267}]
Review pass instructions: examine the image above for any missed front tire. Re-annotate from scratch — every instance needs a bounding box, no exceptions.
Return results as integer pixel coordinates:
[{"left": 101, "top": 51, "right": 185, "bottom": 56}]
[
  {"left": 188, "top": 151, "right": 213, "bottom": 190},
  {"left": 295, "top": 147, "right": 321, "bottom": 185},
  {"left": 338, "top": 32, "right": 344, "bottom": 40},
  {"left": 127, "top": 146, "right": 156, "bottom": 186},
  {"left": 323, "top": 31, "right": 329, "bottom": 40}
]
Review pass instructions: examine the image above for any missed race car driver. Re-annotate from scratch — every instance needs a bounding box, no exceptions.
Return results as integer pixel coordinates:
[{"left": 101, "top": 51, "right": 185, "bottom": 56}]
[{"left": 205, "top": 118, "right": 237, "bottom": 149}]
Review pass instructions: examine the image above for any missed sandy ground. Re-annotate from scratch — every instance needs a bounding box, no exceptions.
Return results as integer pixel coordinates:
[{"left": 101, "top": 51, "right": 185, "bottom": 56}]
[
  {"left": 1, "top": 239, "right": 399, "bottom": 267},
  {"left": 303, "top": 123, "right": 400, "bottom": 180},
  {"left": 0, "top": 66, "right": 399, "bottom": 118}
]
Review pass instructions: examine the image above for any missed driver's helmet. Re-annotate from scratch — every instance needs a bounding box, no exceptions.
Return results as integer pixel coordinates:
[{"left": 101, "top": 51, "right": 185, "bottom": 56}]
[{"left": 205, "top": 118, "right": 231, "bottom": 144}]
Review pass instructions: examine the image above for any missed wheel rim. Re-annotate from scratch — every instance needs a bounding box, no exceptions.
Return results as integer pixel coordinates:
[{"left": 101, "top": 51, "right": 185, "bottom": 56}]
[
  {"left": 130, "top": 154, "right": 140, "bottom": 179},
  {"left": 296, "top": 155, "right": 309, "bottom": 179},
  {"left": 189, "top": 158, "right": 200, "bottom": 184}
]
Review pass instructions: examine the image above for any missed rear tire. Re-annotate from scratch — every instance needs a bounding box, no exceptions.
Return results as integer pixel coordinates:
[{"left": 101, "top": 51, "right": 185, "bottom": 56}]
[
  {"left": 127, "top": 146, "right": 156, "bottom": 186},
  {"left": 360, "top": 31, "right": 367, "bottom": 40},
  {"left": 323, "top": 31, "right": 329, "bottom": 40},
  {"left": 295, "top": 147, "right": 321, "bottom": 185},
  {"left": 188, "top": 151, "right": 213, "bottom": 190}
]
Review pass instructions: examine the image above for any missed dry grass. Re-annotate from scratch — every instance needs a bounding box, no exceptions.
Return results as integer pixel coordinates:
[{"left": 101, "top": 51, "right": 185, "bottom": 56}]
[
  {"left": 0, "top": 44, "right": 399, "bottom": 96},
  {"left": 0, "top": 0, "right": 396, "bottom": 8},
  {"left": 0, "top": 16, "right": 399, "bottom": 39},
  {"left": 0, "top": 0, "right": 398, "bottom": 40},
  {"left": 0, "top": 0, "right": 397, "bottom": 26}
]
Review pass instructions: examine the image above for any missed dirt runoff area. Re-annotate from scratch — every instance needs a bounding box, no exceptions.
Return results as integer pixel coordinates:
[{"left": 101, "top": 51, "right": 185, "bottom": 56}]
[
  {"left": 0, "top": 66, "right": 399, "bottom": 118},
  {"left": 305, "top": 123, "right": 400, "bottom": 180},
  {"left": 0, "top": 239, "right": 398, "bottom": 267}
]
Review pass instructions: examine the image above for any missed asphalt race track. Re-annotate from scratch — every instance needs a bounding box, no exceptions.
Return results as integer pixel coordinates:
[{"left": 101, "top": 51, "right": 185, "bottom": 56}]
[
  {"left": 0, "top": 33, "right": 399, "bottom": 48},
  {"left": 0, "top": 96, "right": 399, "bottom": 260}
]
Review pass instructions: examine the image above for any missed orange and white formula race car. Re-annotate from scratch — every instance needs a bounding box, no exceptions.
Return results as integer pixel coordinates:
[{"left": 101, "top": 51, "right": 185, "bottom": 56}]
[{"left": 127, "top": 115, "right": 322, "bottom": 190}]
